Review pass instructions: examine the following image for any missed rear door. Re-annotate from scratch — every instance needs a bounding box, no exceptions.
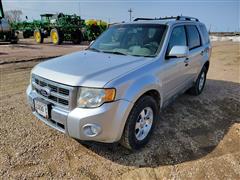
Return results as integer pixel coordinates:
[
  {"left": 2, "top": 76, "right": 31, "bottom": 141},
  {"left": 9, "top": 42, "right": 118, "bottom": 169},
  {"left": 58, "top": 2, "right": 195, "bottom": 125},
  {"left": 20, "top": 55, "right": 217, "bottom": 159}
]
[{"left": 184, "top": 25, "right": 204, "bottom": 83}]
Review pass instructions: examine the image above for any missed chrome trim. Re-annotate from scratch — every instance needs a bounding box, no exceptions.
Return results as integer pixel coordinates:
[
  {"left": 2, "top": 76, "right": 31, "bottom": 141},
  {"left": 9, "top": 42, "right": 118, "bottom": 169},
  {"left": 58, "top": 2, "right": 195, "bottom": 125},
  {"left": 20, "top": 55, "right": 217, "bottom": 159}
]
[
  {"left": 32, "top": 74, "right": 77, "bottom": 110},
  {"left": 32, "top": 82, "right": 69, "bottom": 100},
  {"left": 32, "top": 89, "right": 69, "bottom": 109}
]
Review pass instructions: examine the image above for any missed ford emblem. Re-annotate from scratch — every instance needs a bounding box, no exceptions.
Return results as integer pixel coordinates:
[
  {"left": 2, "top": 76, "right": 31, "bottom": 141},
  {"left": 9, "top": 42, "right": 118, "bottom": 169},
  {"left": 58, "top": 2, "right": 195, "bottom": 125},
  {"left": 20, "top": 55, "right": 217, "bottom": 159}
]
[{"left": 40, "top": 87, "right": 51, "bottom": 97}]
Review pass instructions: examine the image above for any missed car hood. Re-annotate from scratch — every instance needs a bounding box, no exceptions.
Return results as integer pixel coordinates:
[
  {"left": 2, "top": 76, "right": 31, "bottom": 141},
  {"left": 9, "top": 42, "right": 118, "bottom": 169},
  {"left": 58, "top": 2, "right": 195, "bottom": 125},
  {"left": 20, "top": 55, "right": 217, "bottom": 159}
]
[{"left": 32, "top": 50, "right": 151, "bottom": 87}]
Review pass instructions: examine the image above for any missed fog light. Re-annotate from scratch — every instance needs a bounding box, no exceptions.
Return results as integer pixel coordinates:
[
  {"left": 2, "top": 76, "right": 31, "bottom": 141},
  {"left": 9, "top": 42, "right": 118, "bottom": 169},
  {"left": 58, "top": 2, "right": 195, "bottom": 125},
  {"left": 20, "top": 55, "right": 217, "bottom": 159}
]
[{"left": 83, "top": 124, "right": 101, "bottom": 137}]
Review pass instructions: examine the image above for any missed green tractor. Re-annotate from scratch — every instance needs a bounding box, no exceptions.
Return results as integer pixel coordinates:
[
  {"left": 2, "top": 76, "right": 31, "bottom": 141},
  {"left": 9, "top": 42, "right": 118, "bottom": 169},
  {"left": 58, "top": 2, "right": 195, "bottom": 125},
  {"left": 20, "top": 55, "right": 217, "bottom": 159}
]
[
  {"left": 10, "top": 14, "right": 53, "bottom": 40},
  {"left": 34, "top": 13, "right": 85, "bottom": 45},
  {"left": 10, "top": 11, "right": 108, "bottom": 45},
  {"left": 33, "top": 13, "right": 55, "bottom": 43},
  {"left": 34, "top": 13, "right": 108, "bottom": 45}
]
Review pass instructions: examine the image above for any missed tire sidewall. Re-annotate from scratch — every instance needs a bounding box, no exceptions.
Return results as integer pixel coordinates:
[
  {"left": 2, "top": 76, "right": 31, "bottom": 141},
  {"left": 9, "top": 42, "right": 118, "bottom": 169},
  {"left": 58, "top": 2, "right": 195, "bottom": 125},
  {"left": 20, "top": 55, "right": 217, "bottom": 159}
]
[
  {"left": 196, "top": 67, "right": 207, "bottom": 94},
  {"left": 34, "top": 29, "right": 43, "bottom": 43},
  {"left": 127, "top": 96, "right": 158, "bottom": 149},
  {"left": 51, "top": 29, "right": 62, "bottom": 45}
]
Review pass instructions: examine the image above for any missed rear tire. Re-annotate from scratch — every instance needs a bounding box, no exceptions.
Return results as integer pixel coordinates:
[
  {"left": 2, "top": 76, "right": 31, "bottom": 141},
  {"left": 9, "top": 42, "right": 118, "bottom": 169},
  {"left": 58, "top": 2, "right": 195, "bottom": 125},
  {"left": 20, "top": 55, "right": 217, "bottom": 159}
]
[
  {"left": 50, "top": 28, "right": 63, "bottom": 45},
  {"left": 34, "top": 29, "right": 44, "bottom": 43},
  {"left": 10, "top": 39, "right": 18, "bottom": 44},
  {"left": 120, "top": 95, "right": 159, "bottom": 150},
  {"left": 188, "top": 66, "right": 207, "bottom": 95},
  {"left": 72, "top": 31, "right": 83, "bottom": 44}
]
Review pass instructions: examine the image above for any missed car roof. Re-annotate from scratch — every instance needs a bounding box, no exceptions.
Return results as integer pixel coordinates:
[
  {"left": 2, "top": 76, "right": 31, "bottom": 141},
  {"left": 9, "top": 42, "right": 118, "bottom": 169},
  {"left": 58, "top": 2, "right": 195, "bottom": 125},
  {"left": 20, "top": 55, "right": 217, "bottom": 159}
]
[{"left": 115, "top": 16, "right": 203, "bottom": 27}]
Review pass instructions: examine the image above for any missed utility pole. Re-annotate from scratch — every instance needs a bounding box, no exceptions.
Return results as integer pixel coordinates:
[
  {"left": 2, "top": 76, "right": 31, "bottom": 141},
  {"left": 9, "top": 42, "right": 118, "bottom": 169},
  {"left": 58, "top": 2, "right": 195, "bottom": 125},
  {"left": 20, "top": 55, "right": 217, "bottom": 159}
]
[
  {"left": 79, "top": 2, "right": 81, "bottom": 16},
  {"left": 128, "top": 8, "right": 133, "bottom": 22}
]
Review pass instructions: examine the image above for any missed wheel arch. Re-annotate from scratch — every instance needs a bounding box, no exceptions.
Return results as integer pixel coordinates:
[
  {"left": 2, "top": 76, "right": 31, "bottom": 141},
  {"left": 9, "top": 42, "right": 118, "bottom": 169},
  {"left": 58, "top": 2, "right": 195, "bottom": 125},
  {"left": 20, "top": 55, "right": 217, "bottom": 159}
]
[
  {"left": 113, "top": 77, "right": 163, "bottom": 142},
  {"left": 204, "top": 61, "right": 210, "bottom": 73},
  {"left": 116, "top": 75, "right": 163, "bottom": 109},
  {"left": 135, "top": 89, "right": 161, "bottom": 110}
]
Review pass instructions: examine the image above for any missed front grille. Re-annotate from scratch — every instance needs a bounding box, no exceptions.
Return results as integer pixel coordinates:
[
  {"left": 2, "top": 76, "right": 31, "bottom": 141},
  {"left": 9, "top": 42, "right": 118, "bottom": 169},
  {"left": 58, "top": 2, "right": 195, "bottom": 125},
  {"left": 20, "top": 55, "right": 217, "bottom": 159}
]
[{"left": 32, "top": 75, "right": 73, "bottom": 108}]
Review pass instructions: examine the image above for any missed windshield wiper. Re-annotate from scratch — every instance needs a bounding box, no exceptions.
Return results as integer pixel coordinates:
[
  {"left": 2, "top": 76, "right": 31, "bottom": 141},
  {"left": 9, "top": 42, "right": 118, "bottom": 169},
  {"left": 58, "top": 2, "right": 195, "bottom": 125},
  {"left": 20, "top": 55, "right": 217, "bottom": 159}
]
[
  {"left": 102, "top": 51, "right": 127, "bottom": 56},
  {"left": 87, "top": 47, "right": 102, "bottom": 52},
  {"left": 131, "top": 54, "right": 156, "bottom": 58}
]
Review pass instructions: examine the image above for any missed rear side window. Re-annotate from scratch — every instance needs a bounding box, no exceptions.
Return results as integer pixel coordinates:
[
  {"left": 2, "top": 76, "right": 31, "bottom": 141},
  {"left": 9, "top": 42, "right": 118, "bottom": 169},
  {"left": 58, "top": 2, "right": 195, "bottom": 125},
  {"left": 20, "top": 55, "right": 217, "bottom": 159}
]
[
  {"left": 167, "top": 26, "right": 187, "bottom": 54},
  {"left": 199, "top": 25, "right": 210, "bottom": 44},
  {"left": 186, "top": 25, "right": 201, "bottom": 49}
]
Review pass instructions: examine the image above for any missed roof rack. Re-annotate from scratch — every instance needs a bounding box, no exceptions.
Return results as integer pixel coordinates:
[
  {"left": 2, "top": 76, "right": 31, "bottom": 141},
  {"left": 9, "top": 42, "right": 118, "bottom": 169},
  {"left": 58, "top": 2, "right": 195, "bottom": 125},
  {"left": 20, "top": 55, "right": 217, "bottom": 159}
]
[{"left": 133, "top": 16, "right": 199, "bottom": 22}]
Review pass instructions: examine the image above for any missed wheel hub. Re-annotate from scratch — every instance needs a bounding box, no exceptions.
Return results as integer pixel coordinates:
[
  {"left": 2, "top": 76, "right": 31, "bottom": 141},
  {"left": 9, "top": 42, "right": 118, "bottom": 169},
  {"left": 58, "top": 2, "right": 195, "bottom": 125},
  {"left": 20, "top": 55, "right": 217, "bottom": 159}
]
[
  {"left": 199, "top": 72, "right": 205, "bottom": 91},
  {"left": 135, "top": 107, "right": 153, "bottom": 141},
  {"left": 35, "top": 32, "right": 41, "bottom": 43},
  {"left": 51, "top": 32, "right": 58, "bottom": 44}
]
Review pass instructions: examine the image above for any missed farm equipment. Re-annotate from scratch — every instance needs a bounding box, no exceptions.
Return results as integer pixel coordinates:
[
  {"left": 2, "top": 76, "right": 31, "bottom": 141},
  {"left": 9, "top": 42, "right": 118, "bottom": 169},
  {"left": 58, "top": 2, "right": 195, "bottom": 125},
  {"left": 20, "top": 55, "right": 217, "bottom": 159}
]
[
  {"left": 0, "top": 0, "right": 18, "bottom": 43},
  {"left": 84, "top": 19, "right": 107, "bottom": 41},
  {"left": 48, "top": 13, "right": 85, "bottom": 45},
  {"left": 11, "top": 12, "right": 107, "bottom": 45},
  {"left": 11, "top": 21, "right": 34, "bottom": 38},
  {"left": 33, "top": 13, "right": 55, "bottom": 43},
  {"left": 33, "top": 13, "right": 108, "bottom": 45},
  {"left": 27, "top": 13, "right": 87, "bottom": 45}
]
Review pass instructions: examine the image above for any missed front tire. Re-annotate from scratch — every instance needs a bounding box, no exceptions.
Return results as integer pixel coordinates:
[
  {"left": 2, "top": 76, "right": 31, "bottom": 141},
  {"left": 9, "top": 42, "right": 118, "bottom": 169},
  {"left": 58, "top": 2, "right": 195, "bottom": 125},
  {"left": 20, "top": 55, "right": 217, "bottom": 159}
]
[
  {"left": 34, "top": 29, "right": 44, "bottom": 43},
  {"left": 120, "top": 95, "right": 159, "bottom": 150},
  {"left": 72, "top": 31, "right": 83, "bottom": 44},
  {"left": 188, "top": 66, "right": 207, "bottom": 95},
  {"left": 50, "top": 29, "right": 63, "bottom": 45}
]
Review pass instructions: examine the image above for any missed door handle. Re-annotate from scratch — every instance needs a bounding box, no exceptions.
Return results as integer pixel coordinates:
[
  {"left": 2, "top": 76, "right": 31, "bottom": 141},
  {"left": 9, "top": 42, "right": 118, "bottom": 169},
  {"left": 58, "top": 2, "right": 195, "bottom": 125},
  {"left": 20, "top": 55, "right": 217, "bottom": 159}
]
[
  {"left": 200, "top": 50, "right": 204, "bottom": 56},
  {"left": 184, "top": 58, "right": 189, "bottom": 66}
]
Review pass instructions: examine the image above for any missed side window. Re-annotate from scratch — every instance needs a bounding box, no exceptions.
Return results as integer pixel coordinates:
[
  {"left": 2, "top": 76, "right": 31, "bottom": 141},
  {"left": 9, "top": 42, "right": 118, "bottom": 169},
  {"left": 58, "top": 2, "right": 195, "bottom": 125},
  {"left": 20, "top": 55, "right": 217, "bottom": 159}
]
[
  {"left": 200, "top": 25, "right": 210, "bottom": 44},
  {"left": 186, "top": 25, "right": 201, "bottom": 49},
  {"left": 167, "top": 26, "right": 187, "bottom": 54}
]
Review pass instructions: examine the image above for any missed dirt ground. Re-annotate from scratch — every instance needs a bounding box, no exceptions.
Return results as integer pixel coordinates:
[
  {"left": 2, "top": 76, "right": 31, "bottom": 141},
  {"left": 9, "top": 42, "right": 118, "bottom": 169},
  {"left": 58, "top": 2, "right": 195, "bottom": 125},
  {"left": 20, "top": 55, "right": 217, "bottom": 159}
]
[{"left": 0, "top": 39, "right": 239, "bottom": 179}]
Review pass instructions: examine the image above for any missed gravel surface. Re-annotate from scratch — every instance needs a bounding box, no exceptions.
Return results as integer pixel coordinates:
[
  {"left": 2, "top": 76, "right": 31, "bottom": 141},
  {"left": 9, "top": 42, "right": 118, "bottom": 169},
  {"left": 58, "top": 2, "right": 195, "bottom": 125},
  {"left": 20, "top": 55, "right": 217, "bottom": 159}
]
[{"left": 0, "top": 40, "right": 239, "bottom": 179}]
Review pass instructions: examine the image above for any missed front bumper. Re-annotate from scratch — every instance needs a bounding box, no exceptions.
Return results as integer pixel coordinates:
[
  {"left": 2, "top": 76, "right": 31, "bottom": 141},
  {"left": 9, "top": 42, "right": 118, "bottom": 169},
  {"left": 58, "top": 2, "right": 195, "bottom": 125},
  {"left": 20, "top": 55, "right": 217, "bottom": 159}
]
[{"left": 26, "top": 85, "right": 132, "bottom": 143}]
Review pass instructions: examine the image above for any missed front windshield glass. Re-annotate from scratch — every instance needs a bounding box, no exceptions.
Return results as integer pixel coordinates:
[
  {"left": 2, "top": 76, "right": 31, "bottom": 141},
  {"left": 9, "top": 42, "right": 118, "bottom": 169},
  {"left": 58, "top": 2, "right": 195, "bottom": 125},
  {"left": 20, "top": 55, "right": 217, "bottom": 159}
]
[{"left": 90, "top": 24, "right": 167, "bottom": 57}]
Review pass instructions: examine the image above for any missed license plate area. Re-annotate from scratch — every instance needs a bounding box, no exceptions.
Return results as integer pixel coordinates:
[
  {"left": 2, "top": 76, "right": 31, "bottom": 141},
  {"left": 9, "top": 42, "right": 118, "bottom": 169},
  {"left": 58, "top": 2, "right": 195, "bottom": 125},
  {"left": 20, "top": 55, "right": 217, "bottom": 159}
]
[{"left": 34, "top": 98, "right": 51, "bottom": 119}]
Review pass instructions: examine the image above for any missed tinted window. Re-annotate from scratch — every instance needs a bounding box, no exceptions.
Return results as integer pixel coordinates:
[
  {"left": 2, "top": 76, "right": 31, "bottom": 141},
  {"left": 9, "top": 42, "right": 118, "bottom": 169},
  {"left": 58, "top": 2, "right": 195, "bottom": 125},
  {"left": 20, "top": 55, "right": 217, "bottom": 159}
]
[
  {"left": 167, "top": 26, "right": 187, "bottom": 54},
  {"left": 186, "top": 25, "right": 201, "bottom": 49},
  {"left": 200, "top": 25, "right": 209, "bottom": 44}
]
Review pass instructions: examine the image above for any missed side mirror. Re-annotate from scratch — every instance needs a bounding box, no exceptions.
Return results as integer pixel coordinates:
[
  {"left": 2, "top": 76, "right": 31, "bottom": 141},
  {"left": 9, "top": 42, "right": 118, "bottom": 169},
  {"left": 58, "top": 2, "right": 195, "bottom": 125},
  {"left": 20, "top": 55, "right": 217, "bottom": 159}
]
[{"left": 167, "top": 45, "right": 189, "bottom": 58}]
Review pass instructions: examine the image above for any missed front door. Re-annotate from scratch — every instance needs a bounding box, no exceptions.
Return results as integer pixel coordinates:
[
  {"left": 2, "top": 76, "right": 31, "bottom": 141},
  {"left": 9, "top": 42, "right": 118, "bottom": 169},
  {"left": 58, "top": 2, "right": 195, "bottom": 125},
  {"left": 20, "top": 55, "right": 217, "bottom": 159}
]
[{"left": 161, "top": 25, "right": 188, "bottom": 100}]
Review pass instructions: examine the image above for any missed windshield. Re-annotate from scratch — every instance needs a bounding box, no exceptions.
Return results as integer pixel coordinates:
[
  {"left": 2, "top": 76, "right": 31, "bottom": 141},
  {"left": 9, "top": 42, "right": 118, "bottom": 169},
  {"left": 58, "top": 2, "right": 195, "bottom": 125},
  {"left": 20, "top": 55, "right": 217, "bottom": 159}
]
[{"left": 90, "top": 24, "right": 167, "bottom": 57}]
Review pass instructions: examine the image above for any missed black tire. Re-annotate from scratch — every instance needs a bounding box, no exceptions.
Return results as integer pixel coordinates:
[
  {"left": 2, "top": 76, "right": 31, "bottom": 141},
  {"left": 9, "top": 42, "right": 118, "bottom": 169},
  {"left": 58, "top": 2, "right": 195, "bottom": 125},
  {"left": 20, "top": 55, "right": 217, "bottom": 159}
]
[
  {"left": 23, "top": 30, "right": 31, "bottom": 38},
  {"left": 188, "top": 66, "right": 207, "bottom": 95},
  {"left": 72, "top": 31, "right": 82, "bottom": 44},
  {"left": 50, "top": 28, "right": 63, "bottom": 45},
  {"left": 10, "top": 39, "right": 18, "bottom": 44},
  {"left": 34, "top": 29, "right": 44, "bottom": 43},
  {"left": 120, "top": 95, "right": 159, "bottom": 150}
]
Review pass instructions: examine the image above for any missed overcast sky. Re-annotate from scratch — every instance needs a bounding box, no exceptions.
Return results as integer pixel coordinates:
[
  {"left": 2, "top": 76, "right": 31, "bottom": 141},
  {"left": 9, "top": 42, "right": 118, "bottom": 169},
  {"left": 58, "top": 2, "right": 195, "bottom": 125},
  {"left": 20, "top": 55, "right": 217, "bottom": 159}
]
[{"left": 2, "top": 0, "right": 240, "bottom": 32}]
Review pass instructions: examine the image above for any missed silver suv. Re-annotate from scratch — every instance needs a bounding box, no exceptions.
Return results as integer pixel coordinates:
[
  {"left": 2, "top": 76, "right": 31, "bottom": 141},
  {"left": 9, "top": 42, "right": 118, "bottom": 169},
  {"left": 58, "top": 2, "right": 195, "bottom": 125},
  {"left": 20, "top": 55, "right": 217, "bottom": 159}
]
[{"left": 27, "top": 16, "right": 211, "bottom": 150}]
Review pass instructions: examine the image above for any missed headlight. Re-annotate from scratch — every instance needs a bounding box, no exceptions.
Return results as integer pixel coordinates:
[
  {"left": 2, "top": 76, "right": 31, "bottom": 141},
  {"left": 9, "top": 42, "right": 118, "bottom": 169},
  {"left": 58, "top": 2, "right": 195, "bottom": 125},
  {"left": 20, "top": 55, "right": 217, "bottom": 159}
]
[{"left": 77, "top": 87, "right": 116, "bottom": 108}]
